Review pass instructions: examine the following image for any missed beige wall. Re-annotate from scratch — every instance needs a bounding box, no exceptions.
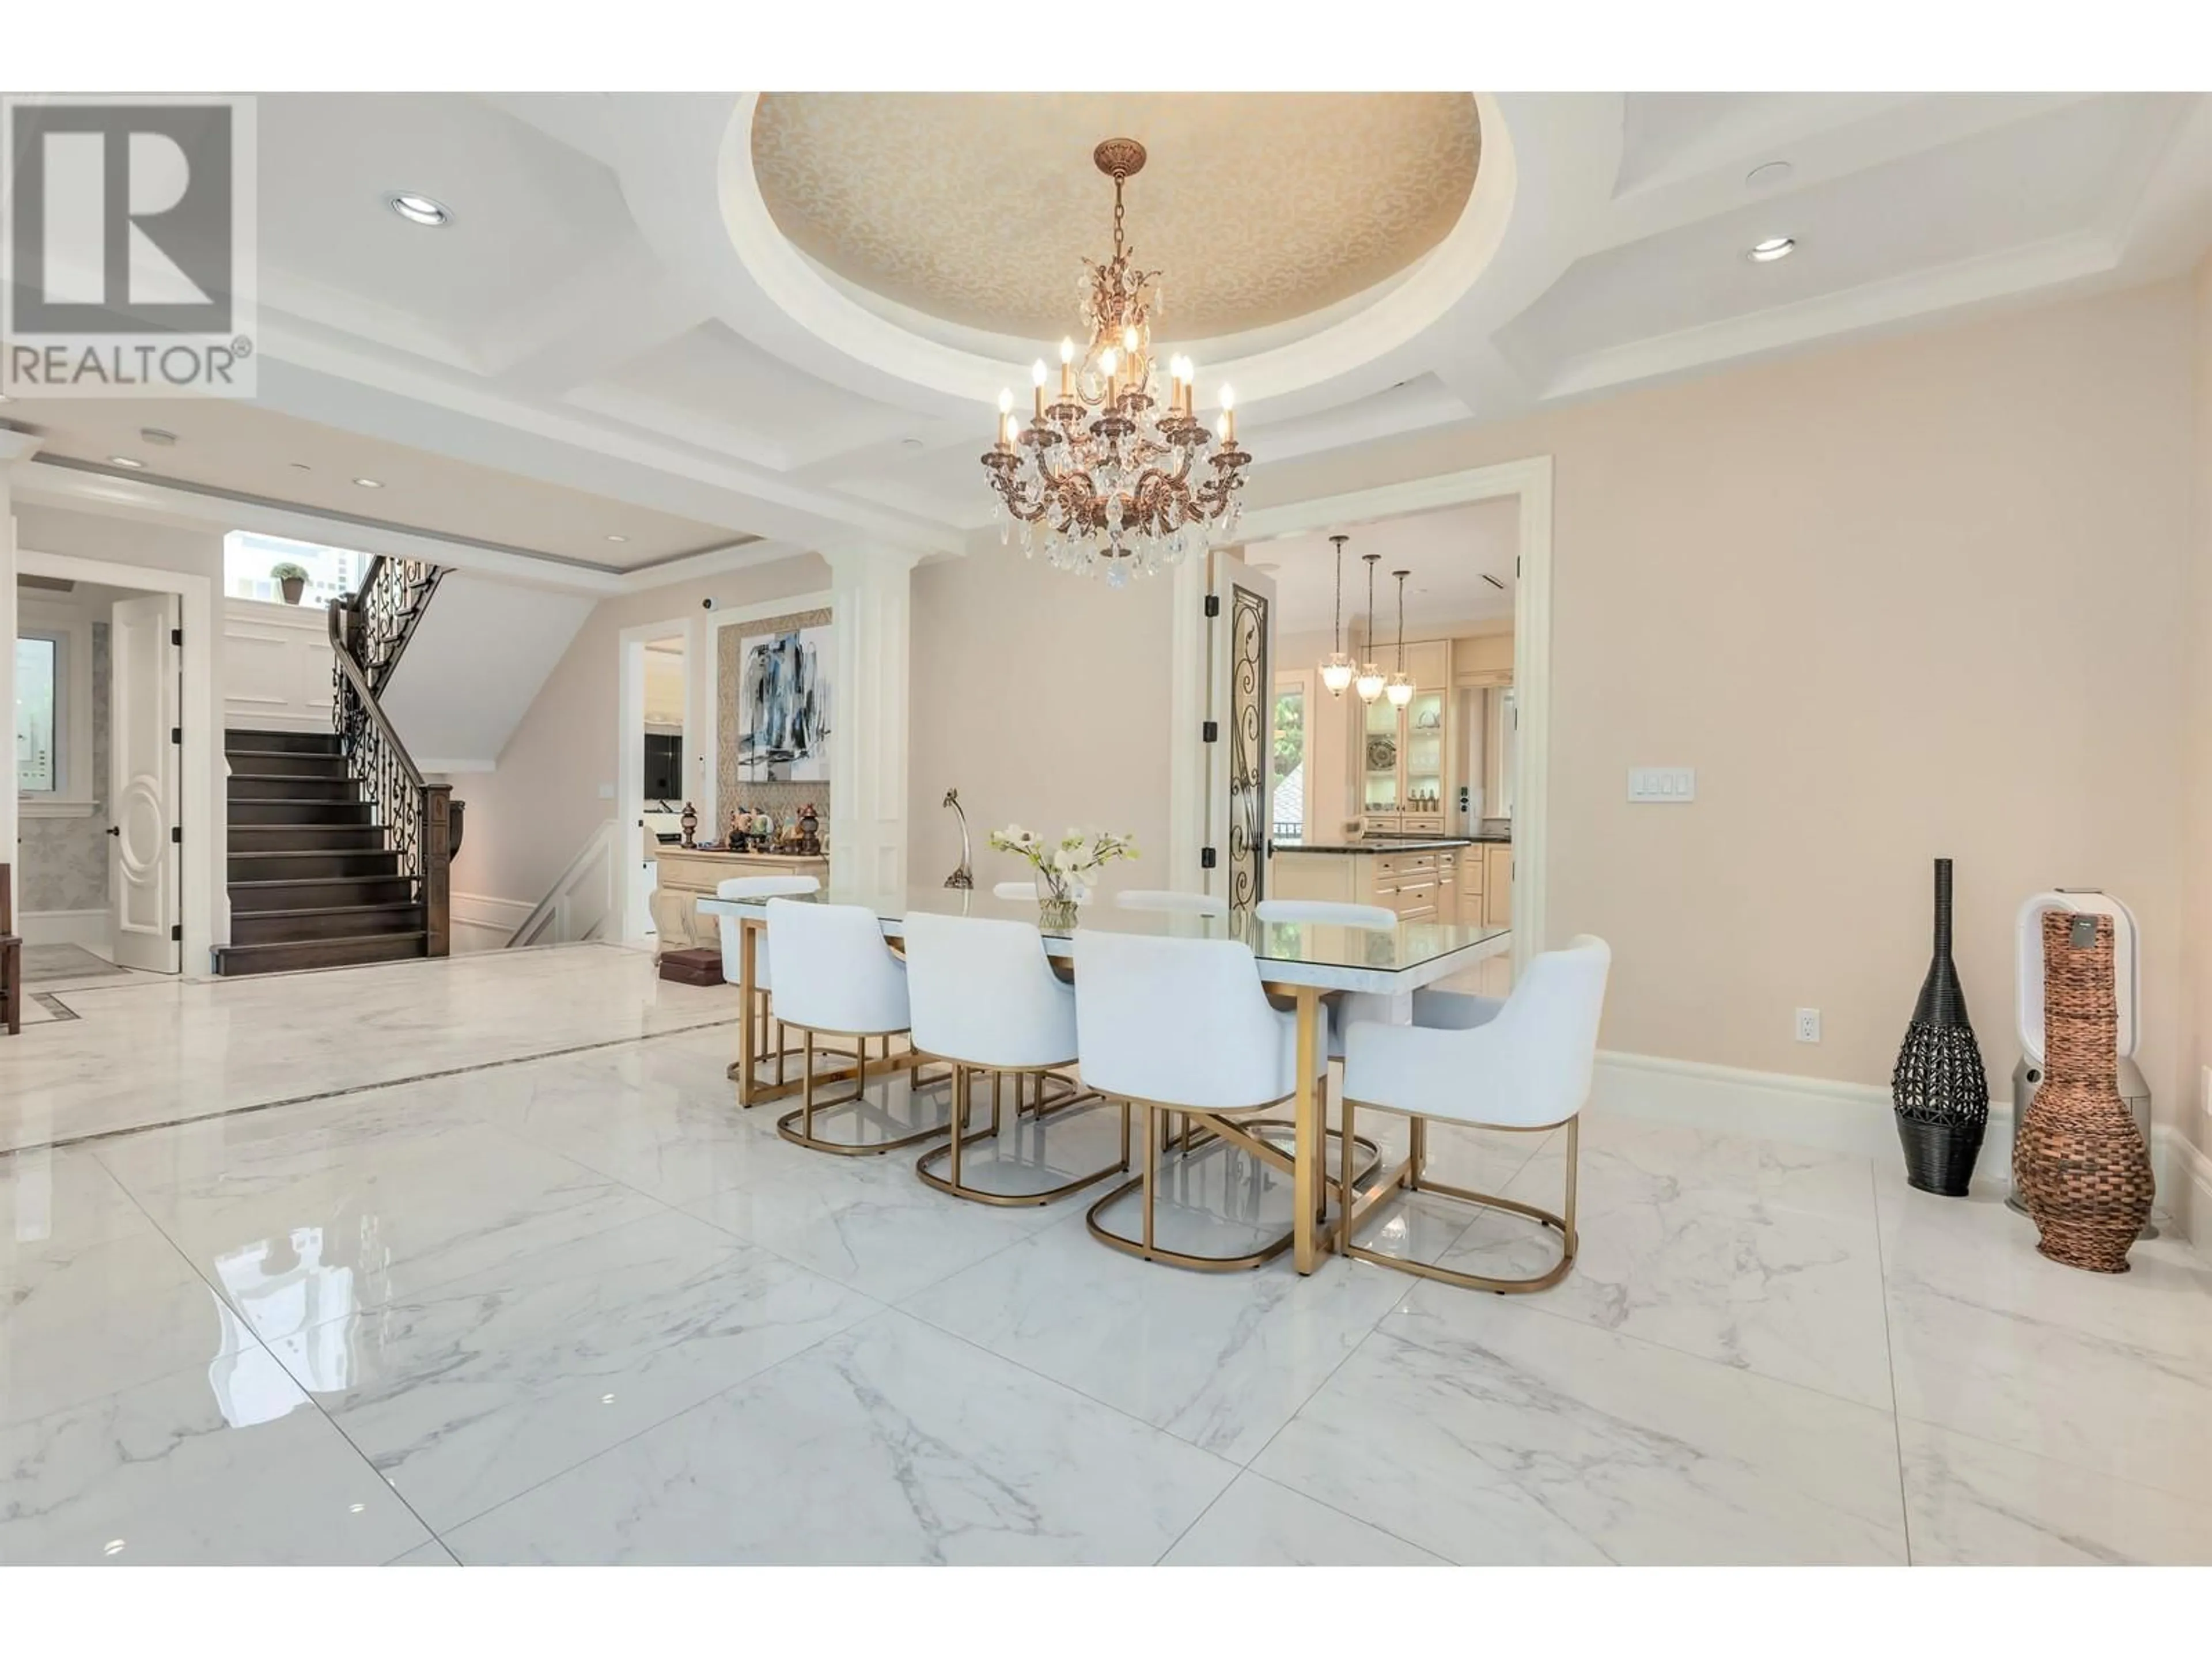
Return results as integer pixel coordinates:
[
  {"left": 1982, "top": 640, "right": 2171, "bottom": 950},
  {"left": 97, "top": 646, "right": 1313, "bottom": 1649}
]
[
  {"left": 451, "top": 554, "right": 826, "bottom": 907},
  {"left": 2184, "top": 255, "right": 2212, "bottom": 1158},
  {"left": 1249, "top": 279, "right": 2197, "bottom": 1115},
  {"left": 908, "top": 536, "right": 1174, "bottom": 897},
  {"left": 914, "top": 281, "right": 2198, "bottom": 1115}
]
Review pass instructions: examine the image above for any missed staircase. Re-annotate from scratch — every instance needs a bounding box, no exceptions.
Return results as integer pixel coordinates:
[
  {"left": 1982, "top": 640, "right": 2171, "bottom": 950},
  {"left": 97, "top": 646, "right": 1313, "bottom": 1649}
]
[
  {"left": 214, "top": 729, "right": 428, "bottom": 975},
  {"left": 212, "top": 555, "right": 459, "bottom": 977}
]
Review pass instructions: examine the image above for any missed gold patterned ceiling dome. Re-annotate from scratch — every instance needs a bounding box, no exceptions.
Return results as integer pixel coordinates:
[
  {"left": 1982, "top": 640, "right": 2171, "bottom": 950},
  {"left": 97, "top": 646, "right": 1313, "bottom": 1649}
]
[{"left": 750, "top": 93, "right": 1481, "bottom": 340}]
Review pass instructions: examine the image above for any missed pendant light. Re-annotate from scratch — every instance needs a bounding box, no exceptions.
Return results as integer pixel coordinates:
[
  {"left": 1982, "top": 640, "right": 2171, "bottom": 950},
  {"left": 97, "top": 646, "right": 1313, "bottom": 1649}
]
[
  {"left": 1319, "top": 534, "right": 1355, "bottom": 696},
  {"left": 1385, "top": 569, "right": 1415, "bottom": 708},
  {"left": 1353, "top": 553, "right": 1387, "bottom": 704}
]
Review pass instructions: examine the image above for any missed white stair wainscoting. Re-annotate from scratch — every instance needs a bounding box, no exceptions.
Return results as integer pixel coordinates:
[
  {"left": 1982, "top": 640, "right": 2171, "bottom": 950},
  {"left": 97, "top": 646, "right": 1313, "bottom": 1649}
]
[
  {"left": 221, "top": 597, "right": 335, "bottom": 733},
  {"left": 498, "top": 818, "right": 623, "bottom": 949}
]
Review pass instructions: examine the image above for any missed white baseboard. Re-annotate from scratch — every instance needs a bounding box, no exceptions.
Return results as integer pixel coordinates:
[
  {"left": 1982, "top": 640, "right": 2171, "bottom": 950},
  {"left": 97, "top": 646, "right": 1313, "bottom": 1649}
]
[
  {"left": 1593, "top": 1050, "right": 2202, "bottom": 1245},
  {"left": 18, "top": 908, "right": 112, "bottom": 952},
  {"left": 450, "top": 891, "right": 534, "bottom": 953}
]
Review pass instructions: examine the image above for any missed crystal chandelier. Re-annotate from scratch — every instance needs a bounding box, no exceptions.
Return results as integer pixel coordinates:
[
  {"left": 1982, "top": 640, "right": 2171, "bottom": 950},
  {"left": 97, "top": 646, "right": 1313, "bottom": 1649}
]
[
  {"left": 981, "top": 138, "right": 1253, "bottom": 588},
  {"left": 1354, "top": 553, "right": 1387, "bottom": 704},
  {"left": 1319, "top": 533, "right": 1354, "bottom": 695},
  {"left": 1386, "top": 569, "right": 1415, "bottom": 707}
]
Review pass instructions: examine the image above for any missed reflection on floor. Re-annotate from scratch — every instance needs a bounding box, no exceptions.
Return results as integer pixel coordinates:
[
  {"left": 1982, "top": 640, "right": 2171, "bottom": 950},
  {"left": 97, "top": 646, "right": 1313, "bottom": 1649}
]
[{"left": 2, "top": 944, "right": 2208, "bottom": 1565}]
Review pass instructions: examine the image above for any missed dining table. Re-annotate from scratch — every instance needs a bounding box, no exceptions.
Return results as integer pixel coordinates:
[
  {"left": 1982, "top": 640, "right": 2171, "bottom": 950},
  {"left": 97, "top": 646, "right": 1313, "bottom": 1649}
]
[{"left": 697, "top": 884, "right": 1512, "bottom": 1274}]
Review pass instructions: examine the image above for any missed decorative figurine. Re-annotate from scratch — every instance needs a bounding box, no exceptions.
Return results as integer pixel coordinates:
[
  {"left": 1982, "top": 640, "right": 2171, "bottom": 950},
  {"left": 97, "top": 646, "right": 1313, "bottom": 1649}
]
[
  {"left": 942, "top": 788, "right": 974, "bottom": 889},
  {"left": 797, "top": 803, "right": 821, "bottom": 856},
  {"left": 679, "top": 801, "right": 698, "bottom": 849}
]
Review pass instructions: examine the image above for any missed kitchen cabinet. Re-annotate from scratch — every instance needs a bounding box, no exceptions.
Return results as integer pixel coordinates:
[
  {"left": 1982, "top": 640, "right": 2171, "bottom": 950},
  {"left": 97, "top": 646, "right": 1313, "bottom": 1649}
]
[
  {"left": 1358, "top": 639, "right": 1453, "bottom": 835},
  {"left": 1484, "top": 842, "right": 1513, "bottom": 928}
]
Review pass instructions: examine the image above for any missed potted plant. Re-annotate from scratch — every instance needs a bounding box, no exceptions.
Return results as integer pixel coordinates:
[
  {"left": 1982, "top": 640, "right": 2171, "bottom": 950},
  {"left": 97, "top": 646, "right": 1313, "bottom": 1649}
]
[
  {"left": 271, "top": 561, "right": 310, "bottom": 605},
  {"left": 990, "top": 824, "right": 1137, "bottom": 928}
]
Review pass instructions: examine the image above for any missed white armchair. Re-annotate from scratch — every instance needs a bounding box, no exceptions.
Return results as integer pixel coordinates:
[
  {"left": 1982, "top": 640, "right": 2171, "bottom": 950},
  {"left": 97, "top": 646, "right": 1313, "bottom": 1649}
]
[{"left": 1339, "top": 935, "right": 1611, "bottom": 1293}]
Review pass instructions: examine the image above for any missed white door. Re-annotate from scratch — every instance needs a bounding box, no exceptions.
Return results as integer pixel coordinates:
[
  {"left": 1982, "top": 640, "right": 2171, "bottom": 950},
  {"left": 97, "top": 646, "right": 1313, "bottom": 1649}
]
[
  {"left": 1205, "top": 554, "right": 1278, "bottom": 915},
  {"left": 109, "top": 593, "right": 181, "bottom": 974}
]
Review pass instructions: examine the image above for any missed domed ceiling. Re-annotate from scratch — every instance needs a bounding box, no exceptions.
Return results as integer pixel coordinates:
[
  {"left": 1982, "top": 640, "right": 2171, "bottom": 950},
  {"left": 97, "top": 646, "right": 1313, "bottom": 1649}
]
[{"left": 750, "top": 93, "right": 1480, "bottom": 342}]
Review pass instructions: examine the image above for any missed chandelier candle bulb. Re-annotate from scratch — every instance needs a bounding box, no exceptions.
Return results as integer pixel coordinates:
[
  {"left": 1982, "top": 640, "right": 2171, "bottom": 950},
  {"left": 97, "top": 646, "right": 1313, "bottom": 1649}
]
[
  {"left": 1032, "top": 359, "right": 1047, "bottom": 418},
  {"left": 1219, "top": 385, "right": 1236, "bottom": 444},
  {"left": 1060, "top": 336, "right": 1076, "bottom": 396}
]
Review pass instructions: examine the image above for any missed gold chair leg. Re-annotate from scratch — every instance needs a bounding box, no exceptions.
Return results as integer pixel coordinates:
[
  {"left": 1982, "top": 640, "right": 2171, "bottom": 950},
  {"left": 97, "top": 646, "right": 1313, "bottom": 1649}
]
[
  {"left": 1141, "top": 1104, "right": 1157, "bottom": 1254},
  {"left": 1338, "top": 1112, "right": 1580, "bottom": 1294}
]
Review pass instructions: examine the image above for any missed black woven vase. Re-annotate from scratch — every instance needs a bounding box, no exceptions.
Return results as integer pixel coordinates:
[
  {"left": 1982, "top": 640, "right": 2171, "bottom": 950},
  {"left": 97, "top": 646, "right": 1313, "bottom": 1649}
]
[{"left": 1891, "top": 858, "right": 1989, "bottom": 1196}]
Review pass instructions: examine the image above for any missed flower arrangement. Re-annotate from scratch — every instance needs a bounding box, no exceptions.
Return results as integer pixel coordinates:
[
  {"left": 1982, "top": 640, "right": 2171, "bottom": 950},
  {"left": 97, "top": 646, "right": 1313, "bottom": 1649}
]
[{"left": 990, "top": 824, "right": 1138, "bottom": 915}]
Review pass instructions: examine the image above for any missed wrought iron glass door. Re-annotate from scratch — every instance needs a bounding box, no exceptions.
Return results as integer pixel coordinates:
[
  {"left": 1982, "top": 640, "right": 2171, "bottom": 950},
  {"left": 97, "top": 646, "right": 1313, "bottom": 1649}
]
[{"left": 1207, "top": 555, "right": 1275, "bottom": 918}]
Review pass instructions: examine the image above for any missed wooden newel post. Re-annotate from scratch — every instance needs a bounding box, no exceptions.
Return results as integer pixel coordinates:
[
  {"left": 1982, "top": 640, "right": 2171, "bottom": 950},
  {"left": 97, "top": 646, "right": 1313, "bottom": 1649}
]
[{"left": 422, "top": 783, "right": 453, "bottom": 957}]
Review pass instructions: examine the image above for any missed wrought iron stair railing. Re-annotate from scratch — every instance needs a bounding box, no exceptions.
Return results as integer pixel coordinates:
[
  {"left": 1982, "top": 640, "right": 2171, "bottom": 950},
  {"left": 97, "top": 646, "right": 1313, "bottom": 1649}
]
[{"left": 328, "top": 556, "right": 459, "bottom": 956}]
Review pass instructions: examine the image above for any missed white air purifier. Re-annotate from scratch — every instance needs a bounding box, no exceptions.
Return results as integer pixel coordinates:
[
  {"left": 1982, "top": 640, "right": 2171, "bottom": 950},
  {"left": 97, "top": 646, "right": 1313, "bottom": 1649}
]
[{"left": 2008, "top": 889, "right": 2153, "bottom": 1233}]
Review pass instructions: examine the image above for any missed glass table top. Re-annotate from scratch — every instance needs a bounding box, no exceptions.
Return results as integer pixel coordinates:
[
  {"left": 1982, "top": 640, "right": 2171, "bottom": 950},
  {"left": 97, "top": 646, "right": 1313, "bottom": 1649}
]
[{"left": 699, "top": 884, "right": 1509, "bottom": 982}]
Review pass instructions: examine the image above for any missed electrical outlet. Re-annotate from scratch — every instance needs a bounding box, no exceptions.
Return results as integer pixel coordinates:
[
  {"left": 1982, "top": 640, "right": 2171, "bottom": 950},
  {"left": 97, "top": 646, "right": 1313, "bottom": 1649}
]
[{"left": 1795, "top": 1007, "right": 1821, "bottom": 1044}]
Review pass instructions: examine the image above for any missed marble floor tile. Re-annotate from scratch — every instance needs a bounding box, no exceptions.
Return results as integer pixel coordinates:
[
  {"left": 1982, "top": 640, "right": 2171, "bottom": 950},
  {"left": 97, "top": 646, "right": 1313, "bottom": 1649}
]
[
  {"left": 1, "top": 1225, "right": 248, "bottom": 1429},
  {"left": 97, "top": 1118, "right": 669, "bottom": 1345},
  {"left": 1428, "top": 1126, "right": 1893, "bottom": 1410},
  {"left": 904, "top": 1214, "right": 1416, "bottom": 1465},
  {"left": 1879, "top": 1178, "right": 2212, "bottom": 1502},
  {"left": 684, "top": 1131, "right": 1080, "bottom": 1304},
  {"left": 0, "top": 942, "right": 736, "bottom": 1154},
  {"left": 0, "top": 1348, "right": 430, "bottom": 1565},
  {"left": 272, "top": 1208, "right": 876, "bottom": 1532},
  {"left": 1897, "top": 1417, "right": 2212, "bottom": 1565},
  {"left": 387, "top": 1539, "right": 462, "bottom": 1566},
  {"left": 442, "top": 1310, "right": 1237, "bottom": 1565},
  {"left": 1161, "top": 1471, "right": 1448, "bottom": 1565},
  {"left": 1254, "top": 1289, "right": 1908, "bottom": 1565},
  {"left": 1, "top": 1146, "right": 157, "bottom": 1285}
]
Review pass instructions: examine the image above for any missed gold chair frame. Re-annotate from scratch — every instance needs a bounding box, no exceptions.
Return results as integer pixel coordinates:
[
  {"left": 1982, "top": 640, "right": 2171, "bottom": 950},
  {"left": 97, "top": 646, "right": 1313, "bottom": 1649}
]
[
  {"left": 914, "top": 1062, "right": 1131, "bottom": 1206},
  {"left": 774, "top": 1026, "right": 955, "bottom": 1156},
  {"left": 1336, "top": 1102, "right": 1580, "bottom": 1293},
  {"left": 1084, "top": 1078, "right": 1382, "bottom": 1273}
]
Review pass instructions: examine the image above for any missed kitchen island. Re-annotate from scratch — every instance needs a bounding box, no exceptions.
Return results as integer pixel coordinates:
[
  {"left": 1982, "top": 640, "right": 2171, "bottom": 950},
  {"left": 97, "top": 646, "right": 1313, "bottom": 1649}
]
[{"left": 1272, "top": 835, "right": 1510, "bottom": 929}]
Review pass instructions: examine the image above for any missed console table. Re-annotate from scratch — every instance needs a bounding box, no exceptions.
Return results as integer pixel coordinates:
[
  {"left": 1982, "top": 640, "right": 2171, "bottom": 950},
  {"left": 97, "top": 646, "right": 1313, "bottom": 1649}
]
[{"left": 649, "top": 842, "right": 829, "bottom": 956}]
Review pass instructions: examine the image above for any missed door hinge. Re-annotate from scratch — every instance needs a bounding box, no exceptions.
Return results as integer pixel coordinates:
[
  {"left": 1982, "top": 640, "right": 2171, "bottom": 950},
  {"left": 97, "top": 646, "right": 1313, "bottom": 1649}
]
[
  {"left": 1203, "top": 594, "right": 1220, "bottom": 618},
  {"left": 1201, "top": 719, "right": 1219, "bottom": 743},
  {"left": 170, "top": 726, "right": 181, "bottom": 745},
  {"left": 1199, "top": 846, "right": 1218, "bottom": 870},
  {"left": 170, "top": 825, "right": 182, "bottom": 844},
  {"left": 171, "top": 627, "right": 183, "bottom": 647},
  {"left": 170, "top": 924, "right": 183, "bottom": 942}
]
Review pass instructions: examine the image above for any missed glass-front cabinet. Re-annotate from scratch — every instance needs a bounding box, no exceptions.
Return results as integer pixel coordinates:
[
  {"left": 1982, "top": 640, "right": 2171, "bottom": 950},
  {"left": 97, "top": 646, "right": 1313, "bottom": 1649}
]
[{"left": 1359, "top": 641, "right": 1452, "bottom": 835}]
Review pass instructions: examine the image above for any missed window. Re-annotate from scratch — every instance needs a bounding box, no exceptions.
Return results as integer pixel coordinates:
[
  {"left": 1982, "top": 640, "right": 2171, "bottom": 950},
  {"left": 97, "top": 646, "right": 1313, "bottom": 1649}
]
[
  {"left": 1271, "top": 678, "right": 1307, "bottom": 843},
  {"left": 224, "top": 531, "right": 372, "bottom": 608},
  {"left": 15, "top": 632, "right": 62, "bottom": 794}
]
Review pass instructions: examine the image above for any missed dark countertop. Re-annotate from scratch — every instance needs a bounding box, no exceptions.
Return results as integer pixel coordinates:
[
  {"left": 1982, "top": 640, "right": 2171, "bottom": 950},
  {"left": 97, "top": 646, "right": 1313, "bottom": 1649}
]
[{"left": 1276, "top": 837, "right": 1502, "bottom": 855}]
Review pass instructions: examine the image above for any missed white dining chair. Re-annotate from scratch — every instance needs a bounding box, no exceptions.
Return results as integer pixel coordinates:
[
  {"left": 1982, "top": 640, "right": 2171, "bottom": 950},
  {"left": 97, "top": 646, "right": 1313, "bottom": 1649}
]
[
  {"left": 766, "top": 897, "right": 947, "bottom": 1156},
  {"left": 1255, "top": 897, "right": 1404, "bottom": 1058},
  {"left": 1338, "top": 935, "right": 1611, "bottom": 1293},
  {"left": 1073, "top": 929, "right": 1330, "bottom": 1271},
  {"left": 1115, "top": 889, "right": 1228, "bottom": 917},
  {"left": 717, "top": 874, "right": 821, "bottom": 1078},
  {"left": 903, "top": 911, "right": 1130, "bottom": 1206}
]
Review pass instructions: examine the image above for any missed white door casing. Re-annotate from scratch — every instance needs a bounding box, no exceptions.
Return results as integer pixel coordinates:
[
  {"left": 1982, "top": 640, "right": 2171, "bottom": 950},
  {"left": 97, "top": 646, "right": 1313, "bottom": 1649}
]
[
  {"left": 110, "top": 592, "right": 182, "bottom": 973},
  {"left": 1205, "top": 552, "right": 1278, "bottom": 913}
]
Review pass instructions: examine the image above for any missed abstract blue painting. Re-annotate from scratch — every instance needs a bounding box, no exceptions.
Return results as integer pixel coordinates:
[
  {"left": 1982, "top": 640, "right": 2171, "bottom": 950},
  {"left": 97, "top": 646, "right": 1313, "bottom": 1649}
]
[{"left": 737, "top": 624, "right": 830, "bottom": 782}]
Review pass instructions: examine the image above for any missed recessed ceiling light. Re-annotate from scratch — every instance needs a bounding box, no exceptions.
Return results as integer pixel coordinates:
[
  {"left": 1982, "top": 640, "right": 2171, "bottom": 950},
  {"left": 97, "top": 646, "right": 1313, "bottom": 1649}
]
[
  {"left": 108, "top": 454, "right": 147, "bottom": 469},
  {"left": 1748, "top": 236, "right": 1797, "bottom": 263},
  {"left": 605, "top": 533, "right": 628, "bottom": 543},
  {"left": 353, "top": 476, "right": 384, "bottom": 488},
  {"left": 139, "top": 426, "right": 177, "bottom": 446},
  {"left": 387, "top": 192, "right": 452, "bottom": 227},
  {"left": 1745, "top": 161, "right": 1794, "bottom": 190}
]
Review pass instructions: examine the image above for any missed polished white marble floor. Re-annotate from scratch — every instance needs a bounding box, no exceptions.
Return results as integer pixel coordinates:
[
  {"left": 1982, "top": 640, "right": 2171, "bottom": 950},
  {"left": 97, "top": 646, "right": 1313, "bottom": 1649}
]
[{"left": 2, "top": 948, "right": 2209, "bottom": 1565}]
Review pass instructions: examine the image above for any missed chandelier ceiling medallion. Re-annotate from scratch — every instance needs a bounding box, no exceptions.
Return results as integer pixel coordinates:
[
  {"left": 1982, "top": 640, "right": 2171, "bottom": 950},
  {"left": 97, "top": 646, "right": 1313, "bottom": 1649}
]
[
  {"left": 981, "top": 138, "right": 1253, "bottom": 587},
  {"left": 1320, "top": 533, "right": 1355, "bottom": 695}
]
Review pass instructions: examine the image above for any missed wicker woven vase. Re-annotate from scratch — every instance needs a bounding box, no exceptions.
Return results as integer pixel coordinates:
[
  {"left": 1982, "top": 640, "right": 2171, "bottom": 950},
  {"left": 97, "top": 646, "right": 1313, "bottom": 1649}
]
[
  {"left": 2014, "top": 912, "right": 2153, "bottom": 1273},
  {"left": 1890, "top": 858, "right": 1988, "bottom": 1195}
]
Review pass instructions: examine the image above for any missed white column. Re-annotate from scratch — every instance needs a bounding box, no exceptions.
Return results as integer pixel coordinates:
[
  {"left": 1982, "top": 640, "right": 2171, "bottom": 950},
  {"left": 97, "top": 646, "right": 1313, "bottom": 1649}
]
[
  {"left": 0, "top": 437, "right": 36, "bottom": 877},
  {"left": 823, "top": 546, "right": 920, "bottom": 901}
]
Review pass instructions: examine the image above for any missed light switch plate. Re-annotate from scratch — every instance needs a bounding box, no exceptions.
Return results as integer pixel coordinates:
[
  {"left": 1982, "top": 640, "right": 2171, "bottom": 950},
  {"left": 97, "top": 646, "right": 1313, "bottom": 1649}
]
[{"left": 1628, "top": 766, "right": 1696, "bottom": 803}]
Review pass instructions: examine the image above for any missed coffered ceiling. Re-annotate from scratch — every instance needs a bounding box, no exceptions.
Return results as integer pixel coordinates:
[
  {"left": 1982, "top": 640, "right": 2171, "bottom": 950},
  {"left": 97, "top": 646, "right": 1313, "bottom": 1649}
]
[{"left": 2, "top": 90, "right": 2204, "bottom": 594}]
